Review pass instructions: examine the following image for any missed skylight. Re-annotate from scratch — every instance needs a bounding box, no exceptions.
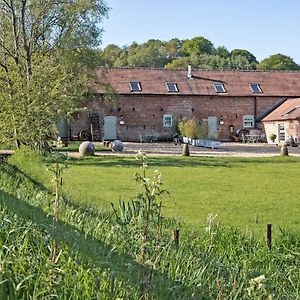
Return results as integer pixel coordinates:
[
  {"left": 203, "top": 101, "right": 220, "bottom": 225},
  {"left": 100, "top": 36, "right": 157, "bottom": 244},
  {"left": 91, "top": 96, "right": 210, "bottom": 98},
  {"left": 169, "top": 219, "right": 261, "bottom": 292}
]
[
  {"left": 166, "top": 82, "right": 179, "bottom": 92},
  {"left": 214, "top": 83, "right": 226, "bottom": 93},
  {"left": 129, "top": 81, "right": 142, "bottom": 92},
  {"left": 283, "top": 106, "right": 300, "bottom": 115},
  {"left": 250, "top": 84, "right": 263, "bottom": 93}
]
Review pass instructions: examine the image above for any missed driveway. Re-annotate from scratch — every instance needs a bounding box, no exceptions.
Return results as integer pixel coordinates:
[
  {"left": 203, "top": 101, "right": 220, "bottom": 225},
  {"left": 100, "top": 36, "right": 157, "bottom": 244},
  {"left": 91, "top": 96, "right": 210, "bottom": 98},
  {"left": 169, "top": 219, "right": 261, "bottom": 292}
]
[{"left": 96, "top": 142, "right": 300, "bottom": 157}]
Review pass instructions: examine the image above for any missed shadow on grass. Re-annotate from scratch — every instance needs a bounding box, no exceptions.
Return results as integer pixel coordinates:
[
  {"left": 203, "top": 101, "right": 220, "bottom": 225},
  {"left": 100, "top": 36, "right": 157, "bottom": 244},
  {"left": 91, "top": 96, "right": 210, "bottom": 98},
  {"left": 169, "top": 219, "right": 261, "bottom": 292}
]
[{"left": 0, "top": 165, "right": 193, "bottom": 298}]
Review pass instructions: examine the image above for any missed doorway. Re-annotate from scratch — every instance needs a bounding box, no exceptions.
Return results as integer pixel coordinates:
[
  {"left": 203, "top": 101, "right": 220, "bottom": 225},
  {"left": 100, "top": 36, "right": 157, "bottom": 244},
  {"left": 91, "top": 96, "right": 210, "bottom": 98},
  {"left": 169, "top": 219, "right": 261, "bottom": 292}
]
[{"left": 104, "top": 116, "right": 117, "bottom": 140}]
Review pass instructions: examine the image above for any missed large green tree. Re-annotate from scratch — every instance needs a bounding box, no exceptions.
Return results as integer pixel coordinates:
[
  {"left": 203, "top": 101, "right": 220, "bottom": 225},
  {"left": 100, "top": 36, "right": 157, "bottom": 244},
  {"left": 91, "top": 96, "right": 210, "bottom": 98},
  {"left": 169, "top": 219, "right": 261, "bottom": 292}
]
[
  {"left": 257, "top": 54, "right": 300, "bottom": 71},
  {"left": 0, "top": 0, "right": 108, "bottom": 150},
  {"left": 182, "top": 36, "right": 214, "bottom": 56},
  {"left": 126, "top": 39, "right": 170, "bottom": 68}
]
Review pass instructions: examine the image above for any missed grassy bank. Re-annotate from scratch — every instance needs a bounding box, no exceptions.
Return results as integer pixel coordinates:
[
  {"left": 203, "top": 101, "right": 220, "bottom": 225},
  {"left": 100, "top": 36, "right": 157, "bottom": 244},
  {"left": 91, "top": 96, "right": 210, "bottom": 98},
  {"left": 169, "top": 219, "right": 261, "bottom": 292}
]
[{"left": 0, "top": 151, "right": 300, "bottom": 298}]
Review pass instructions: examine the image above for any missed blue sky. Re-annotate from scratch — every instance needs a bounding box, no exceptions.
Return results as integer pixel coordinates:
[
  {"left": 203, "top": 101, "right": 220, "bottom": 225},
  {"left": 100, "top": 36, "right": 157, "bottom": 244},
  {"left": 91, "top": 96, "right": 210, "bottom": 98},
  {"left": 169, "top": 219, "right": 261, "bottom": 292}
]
[{"left": 101, "top": 0, "right": 300, "bottom": 63}]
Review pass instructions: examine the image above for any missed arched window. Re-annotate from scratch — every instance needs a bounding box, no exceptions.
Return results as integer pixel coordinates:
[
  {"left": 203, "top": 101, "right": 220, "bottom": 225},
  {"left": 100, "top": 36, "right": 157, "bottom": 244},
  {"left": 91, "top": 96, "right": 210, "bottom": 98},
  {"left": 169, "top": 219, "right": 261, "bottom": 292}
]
[{"left": 163, "top": 114, "right": 173, "bottom": 128}]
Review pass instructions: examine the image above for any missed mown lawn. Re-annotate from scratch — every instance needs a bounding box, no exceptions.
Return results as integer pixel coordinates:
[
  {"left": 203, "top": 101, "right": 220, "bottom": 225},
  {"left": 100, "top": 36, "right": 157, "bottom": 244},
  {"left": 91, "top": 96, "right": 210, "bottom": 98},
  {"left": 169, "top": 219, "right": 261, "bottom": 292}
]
[
  {"left": 63, "top": 155, "right": 300, "bottom": 237},
  {"left": 2, "top": 150, "right": 300, "bottom": 298}
]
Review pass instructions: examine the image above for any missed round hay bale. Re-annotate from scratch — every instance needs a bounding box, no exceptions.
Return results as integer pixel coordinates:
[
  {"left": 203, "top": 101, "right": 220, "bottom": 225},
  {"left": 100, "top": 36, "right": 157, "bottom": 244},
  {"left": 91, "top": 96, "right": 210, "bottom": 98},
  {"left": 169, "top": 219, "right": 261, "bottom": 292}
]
[
  {"left": 79, "top": 141, "right": 95, "bottom": 157},
  {"left": 111, "top": 140, "right": 124, "bottom": 152}
]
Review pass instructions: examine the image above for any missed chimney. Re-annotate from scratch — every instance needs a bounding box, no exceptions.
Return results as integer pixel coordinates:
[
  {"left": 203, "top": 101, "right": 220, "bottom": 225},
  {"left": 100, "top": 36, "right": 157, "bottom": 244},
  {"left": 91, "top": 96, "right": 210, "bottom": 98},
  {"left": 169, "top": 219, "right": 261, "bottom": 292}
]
[{"left": 187, "top": 65, "right": 192, "bottom": 80}]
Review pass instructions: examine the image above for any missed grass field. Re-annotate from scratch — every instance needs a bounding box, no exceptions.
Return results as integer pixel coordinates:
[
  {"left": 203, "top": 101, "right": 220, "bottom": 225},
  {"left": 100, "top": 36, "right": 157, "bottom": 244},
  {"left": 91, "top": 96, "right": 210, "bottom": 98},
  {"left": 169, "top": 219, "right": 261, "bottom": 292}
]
[
  {"left": 62, "top": 155, "right": 300, "bottom": 237},
  {"left": 2, "top": 149, "right": 300, "bottom": 298}
]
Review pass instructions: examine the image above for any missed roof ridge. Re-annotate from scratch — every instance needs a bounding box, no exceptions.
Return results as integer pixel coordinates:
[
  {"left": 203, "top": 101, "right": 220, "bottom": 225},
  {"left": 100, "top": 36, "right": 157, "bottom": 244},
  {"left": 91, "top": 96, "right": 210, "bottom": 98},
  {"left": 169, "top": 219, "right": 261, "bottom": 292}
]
[{"left": 98, "top": 66, "right": 300, "bottom": 73}]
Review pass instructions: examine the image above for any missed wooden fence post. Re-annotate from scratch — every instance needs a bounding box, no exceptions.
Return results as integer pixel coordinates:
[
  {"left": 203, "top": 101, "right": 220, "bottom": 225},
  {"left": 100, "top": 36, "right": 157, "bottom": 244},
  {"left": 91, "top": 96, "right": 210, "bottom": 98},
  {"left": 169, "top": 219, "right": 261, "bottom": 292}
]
[
  {"left": 266, "top": 224, "right": 272, "bottom": 250},
  {"left": 172, "top": 229, "right": 179, "bottom": 250}
]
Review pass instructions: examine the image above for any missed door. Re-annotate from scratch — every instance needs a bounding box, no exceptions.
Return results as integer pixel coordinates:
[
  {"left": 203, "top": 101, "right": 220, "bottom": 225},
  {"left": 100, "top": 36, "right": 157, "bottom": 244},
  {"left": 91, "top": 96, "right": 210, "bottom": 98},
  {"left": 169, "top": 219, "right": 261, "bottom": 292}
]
[{"left": 104, "top": 116, "right": 117, "bottom": 140}]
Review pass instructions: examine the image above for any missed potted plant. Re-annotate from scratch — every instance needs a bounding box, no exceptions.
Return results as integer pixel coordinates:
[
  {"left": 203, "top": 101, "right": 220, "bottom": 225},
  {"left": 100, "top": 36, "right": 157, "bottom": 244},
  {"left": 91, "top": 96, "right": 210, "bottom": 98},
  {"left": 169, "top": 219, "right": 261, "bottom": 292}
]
[
  {"left": 269, "top": 133, "right": 277, "bottom": 143},
  {"left": 178, "top": 118, "right": 200, "bottom": 144}
]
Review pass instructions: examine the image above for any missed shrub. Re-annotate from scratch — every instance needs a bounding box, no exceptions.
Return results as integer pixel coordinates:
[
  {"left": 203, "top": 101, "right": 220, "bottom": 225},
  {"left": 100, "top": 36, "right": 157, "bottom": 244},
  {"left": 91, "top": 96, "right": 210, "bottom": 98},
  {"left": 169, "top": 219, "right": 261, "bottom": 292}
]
[
  {"left": 269, "top": 133, "right": 277, "bottom": 142},
  {"left": 178, "top": 118, "right": 211, "bottom": 139},
  {"left": 178, "top": 118, "right": 201, "bottom": 138}
]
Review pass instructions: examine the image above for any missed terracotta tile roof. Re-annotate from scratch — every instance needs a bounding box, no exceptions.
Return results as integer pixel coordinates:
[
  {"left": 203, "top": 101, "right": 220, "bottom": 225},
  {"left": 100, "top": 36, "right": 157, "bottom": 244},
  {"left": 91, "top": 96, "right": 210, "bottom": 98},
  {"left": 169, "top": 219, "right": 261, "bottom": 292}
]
[
  {"left": 262, "top": 98, "right": 300, "bottom": 121},
  {"left": 95, "top": 67, "right": 300, "bottom": 97}
]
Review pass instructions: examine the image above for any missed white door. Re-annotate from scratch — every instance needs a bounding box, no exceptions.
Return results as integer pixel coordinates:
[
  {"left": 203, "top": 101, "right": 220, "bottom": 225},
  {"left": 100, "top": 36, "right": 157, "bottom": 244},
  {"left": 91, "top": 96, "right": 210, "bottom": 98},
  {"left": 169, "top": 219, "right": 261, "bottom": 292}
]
[{"left": 104, "top": 116, "right": 117, "bottom": 140}]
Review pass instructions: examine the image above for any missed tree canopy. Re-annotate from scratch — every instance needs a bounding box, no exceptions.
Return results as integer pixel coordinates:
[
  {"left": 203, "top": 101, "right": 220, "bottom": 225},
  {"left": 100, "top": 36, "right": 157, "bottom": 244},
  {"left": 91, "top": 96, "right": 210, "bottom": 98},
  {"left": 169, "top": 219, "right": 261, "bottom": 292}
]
[
  {"left": 0, "top": 0, "right": 109, "bottom": 150},
  {"left": 98, "top": 36, "right": 300, "bottom": 72},
  {"left": 257, "top": 54, "right": 300, "bottom": 71}
]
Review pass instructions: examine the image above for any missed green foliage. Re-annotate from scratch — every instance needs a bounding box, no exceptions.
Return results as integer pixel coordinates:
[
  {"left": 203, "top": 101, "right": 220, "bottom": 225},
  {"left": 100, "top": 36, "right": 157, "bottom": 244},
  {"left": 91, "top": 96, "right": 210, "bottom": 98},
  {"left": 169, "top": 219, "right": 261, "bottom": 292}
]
[
  {"left": 0, "top": 0, "right": 109, "bottom": 151},
  {"left": 198, "top": 119, "right": 209, "bottom": 139},
  {"left": 1, "top": 159, "right": 300, "bottom": 298},
  {"left": 269, "top": 133, "right": 277, "bottom": 142},
  {"left": 178, "top": 118, "right": 208, "bottom": 139},
  {"left": 111, "top": 151, "right": 169, "bottom": 298},
  {"left": 182, "top": 36, "right": 214, "bottom": 56},
  {"left": 257, "top": 53, "right": 300, "bottom": 71},
  {"left": 178, "top": 118, "right": 201, "bottom": 138},
  {"left": 231, "top": 49, "right": 258, "bottom": 64}
]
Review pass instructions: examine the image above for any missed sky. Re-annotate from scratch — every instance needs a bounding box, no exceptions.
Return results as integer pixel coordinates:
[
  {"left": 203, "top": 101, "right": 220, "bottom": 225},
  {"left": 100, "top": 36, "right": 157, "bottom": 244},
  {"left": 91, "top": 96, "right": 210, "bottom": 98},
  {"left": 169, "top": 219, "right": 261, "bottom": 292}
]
[{"left": 100, "top": 0, "right": 300, "bottom": 64}]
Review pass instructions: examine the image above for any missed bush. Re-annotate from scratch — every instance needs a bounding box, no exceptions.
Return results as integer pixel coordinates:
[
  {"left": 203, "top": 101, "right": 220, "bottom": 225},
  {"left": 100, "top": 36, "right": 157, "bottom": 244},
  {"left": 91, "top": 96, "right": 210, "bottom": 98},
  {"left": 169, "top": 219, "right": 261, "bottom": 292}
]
[
  {"left": 178, "top": 118, "right": 210, "bottom": 139},
  {"left": 178, "top": 118, "right": 201, "bottom": 138},
  {"left": 269, "top": 133, "right": 277, "bottom": 142}
]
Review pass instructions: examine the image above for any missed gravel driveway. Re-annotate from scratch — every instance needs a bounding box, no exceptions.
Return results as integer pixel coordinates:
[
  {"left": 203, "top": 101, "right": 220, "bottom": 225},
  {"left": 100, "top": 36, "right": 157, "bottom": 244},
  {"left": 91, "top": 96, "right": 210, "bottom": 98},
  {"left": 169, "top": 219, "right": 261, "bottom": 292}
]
[{"left": 96, "top": 142, "right": 300, "bottom": 157}]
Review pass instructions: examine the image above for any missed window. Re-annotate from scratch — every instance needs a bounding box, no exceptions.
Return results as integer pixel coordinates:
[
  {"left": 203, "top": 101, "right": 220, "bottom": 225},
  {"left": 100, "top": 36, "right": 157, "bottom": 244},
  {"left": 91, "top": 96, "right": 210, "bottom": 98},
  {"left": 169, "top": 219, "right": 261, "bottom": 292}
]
[
  {"left": 243, "top": 115, "right": 254, "bottom": 128},
  {"left": 166, "top": 82, "right": 179, "bottom": 92},
  {"left": 278, "top": 124, "right": 285, "bottom": 142},
  {"left": 163, "top": 114, "right": 173, "bottom": 128},
  {"left": 214, "top": 82, "right": 226, "bottom": 93},
  {"left": 129, "top": 81, "right": 142, "bottom": 92},
  {"left": 283, "top": 106, "right": 300, "bottom": 116},
  {"left": 250, "top": 84, "right": 263, "bottom": 93}
]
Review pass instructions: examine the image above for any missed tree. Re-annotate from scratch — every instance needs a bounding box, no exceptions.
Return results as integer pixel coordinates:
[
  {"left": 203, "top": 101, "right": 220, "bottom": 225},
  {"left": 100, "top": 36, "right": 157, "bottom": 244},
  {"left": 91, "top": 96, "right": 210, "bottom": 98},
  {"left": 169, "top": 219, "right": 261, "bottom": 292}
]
[
  {"left": 182, "top": 36, "right": 214, "bottom": 56},
  {"left": 165, "top": 38, "right": 185, "bottom": 59},
  {"left": 231, "top": 49, "right": 258, "bottom": 64},
  {"left": 214, "top": 46, "right": 231, "bottom": 59},
  {"left": 257, "top": 54, "right": 300, "bottom": 71},
  {"left": 100, "top": 44, "right": 128, "bottom": 67},
  {"left": 0, "top": 0, "right": 109, "bottom": 150},
  {"left": 127, "top": 39, "right": 169, "bottom": 68}
]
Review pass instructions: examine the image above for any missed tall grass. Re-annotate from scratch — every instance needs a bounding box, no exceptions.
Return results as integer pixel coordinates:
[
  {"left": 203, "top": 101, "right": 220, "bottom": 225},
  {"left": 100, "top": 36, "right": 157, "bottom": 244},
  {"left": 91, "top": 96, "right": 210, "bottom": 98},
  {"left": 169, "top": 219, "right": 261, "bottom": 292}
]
[{"left": 0, "top": 148, "right": 300, "bottom": 298}]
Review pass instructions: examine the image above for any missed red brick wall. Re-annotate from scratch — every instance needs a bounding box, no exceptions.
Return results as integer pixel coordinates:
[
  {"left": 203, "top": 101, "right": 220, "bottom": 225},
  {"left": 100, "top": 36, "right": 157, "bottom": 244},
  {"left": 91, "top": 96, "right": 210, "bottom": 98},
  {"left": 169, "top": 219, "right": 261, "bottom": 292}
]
[{"left": 70, "top": 95, "right": 286, "bottom": 141}]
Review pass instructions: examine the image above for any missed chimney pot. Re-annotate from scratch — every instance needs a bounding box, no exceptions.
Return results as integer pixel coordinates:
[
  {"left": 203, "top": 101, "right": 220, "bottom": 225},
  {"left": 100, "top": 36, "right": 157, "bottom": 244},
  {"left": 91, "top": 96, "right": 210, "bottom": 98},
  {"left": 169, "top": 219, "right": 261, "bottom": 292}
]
[{"left": 187, "top": 65, "right": 192, "bottom": 79}]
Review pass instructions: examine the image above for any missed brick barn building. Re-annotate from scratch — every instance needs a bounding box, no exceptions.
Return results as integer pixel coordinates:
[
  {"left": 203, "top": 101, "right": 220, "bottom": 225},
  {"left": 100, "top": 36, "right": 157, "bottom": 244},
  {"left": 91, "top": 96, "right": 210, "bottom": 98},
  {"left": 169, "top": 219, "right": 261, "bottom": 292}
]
[
  {"left": 262, "top": 98, "right": 300, "bottom": 144},
  {"left": 68, "top": 67, "right": 300, "bottom": 142}
]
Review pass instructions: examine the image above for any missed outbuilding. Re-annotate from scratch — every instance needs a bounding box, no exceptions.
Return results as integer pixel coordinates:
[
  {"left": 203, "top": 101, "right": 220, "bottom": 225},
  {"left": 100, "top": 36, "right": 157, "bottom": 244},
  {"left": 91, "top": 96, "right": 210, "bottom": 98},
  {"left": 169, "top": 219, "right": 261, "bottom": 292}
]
[
  {"left": 68, "top": 67, "right": 300, "bottom": 142},
  {"left": 262, "top": 98, "right": 300, "bottom": 144}
]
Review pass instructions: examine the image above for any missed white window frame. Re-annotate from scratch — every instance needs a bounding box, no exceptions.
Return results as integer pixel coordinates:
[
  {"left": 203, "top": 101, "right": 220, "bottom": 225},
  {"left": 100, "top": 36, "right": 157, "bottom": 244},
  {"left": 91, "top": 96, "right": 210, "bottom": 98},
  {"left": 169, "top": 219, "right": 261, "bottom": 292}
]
[
  {"left": 129, "top": 81, "right": 142, "bottom": 92},
  {"left": 243, "top": 115, "right": 254, "bottom": 128},
  {"left": 163, "top": 114, "right": 173, "bottom": 128},
  {"left": 278, "top": 124, "right": 285, "bottom": 142},
  {"left": 214, "top": 82, "right": 226, "bottom": 93},
  {"left": 250, "top": 84, "right": 263, "bottom": 93},
  {"left": 166, "top": 82, "right": 179, "bottom": 92}
]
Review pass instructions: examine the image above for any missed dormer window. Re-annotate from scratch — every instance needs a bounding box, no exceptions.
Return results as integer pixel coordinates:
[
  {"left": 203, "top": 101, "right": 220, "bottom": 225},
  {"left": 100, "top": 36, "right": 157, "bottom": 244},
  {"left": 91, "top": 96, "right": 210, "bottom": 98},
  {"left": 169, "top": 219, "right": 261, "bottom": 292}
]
[
  {"left": 129, "top": 81, "right": 142, "bottom": 92},
  {"left": 250, "top": 84, "right": 263, "bottom": 93},
  {"left": 166, "top": 82, "right": 179, "bottom": 92},
  {"left": 214, "top": 83, "right": 226, "bottom": 93}
]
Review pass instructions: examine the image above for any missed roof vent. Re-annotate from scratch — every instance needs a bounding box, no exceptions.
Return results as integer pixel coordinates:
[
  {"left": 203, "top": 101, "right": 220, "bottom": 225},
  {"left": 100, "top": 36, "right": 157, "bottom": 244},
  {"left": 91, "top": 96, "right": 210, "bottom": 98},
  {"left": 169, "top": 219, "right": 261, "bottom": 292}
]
[{"left": 187, "top": 65, "right": 192, "bottom": 80}]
